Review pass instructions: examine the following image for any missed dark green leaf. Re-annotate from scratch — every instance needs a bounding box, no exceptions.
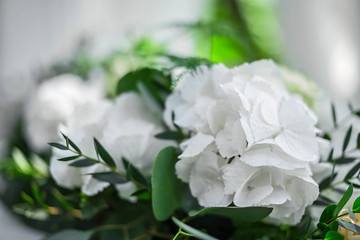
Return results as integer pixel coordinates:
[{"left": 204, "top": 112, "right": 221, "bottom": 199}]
[
  {"left": 45, "top": 229, "right": 94, "bottom": 240},
  {"left": 58, "top": 156, "right": 79, "bottom": 161},
  {"left": 69, "top": 159, "right": 96, "bottom": 167},
  {"left": 333, "top": 157, "right": 357, "bottom": 165},
  {"left": 68, "top": 138, "right": 82, "bottom": 154},
  {"left": 320, "top": 204, "right": 337, "bottom": 223},
  {"left": 320, "top": 173, "right": 338, "bottom": 191},
  {"left": 61, "top": 132, "right": 69, "bottom": 147},
  {"left": 155, "top": 131, "right": 184, "bottom": 140},
  {"left": 353, "top": 196, "right": 360, "bottom": 211},
  {"left": 355, "top": 111, "right": 360, "bottom": 118},
  {"left": 172, "top": 217, "right": 218, "bottom": 240},
  {"left": 116, "top": 68, "right": 171, "bottom": 106},
  {"left": 152, "top": 146, "right": 185, "bottom": 221},
  {"left": 94, "top": 138, "right": 116, "bottom": 168},
  {"left": 123, "top": 158, "right": 149, "bottom": 188},
  {"left": 324, "top": 230, "right": 344, "bottom": 240},
  {"left": 317, "top": 222, "right": 328, "bottom": 230},
  {"left": 357, "top": 133, "right": 360, "bottom": 149},
  {"left": 343, "top": 125, "right": 353, "bottom": 152},
  {"left": 334, "top": 184, "right": 353, "bottom": 217},
  {"left": 331, "top": 103, "right": 337, "bottom": 127},
  {"left": 48, "top": 142, "right": 68, "bottom": 150},
  {"left": 327, "top": 148, "right": 334, "bottom": 162},
  {"left": 338, "top": 220, "right": 360, "bottom": 234},
  {"left": 87, "top": 172, "right": 127, "bottom": 184},
  {"left": 345, "top": 162, "right": 360, "bottom": 180},
  {"left": 189, "top": 207, "right": 272, "bottom": 223}
]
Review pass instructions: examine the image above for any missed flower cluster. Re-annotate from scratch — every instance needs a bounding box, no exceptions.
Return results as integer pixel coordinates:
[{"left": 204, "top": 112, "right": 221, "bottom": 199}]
[
  {"left": 164, "top": 60, "right": 320, "bottom": 225},
  {"left": 50, "top": 92, "right": 174, "bottom": 199}
]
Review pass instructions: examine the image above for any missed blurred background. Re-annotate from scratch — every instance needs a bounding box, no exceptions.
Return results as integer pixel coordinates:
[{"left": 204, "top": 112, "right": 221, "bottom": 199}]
[{"left": 1, "top": 0, "right": 360, "bottom": 239}]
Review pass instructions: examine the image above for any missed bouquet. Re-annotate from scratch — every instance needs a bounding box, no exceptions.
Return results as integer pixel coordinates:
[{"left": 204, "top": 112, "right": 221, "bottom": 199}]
[{"left": 1, "top": 3, "right": 360, "bottom": 238}]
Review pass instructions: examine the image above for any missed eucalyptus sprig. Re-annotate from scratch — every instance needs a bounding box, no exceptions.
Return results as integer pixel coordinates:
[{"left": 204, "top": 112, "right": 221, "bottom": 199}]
[{"left": 48, "top": 133, "right": 150, "bottom": 191}]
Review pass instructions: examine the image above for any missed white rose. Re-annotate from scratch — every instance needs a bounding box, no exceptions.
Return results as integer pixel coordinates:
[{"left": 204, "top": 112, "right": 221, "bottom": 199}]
[
  {"left": 25, "top": 74, "right": 103, "bottom": 152},
  {"left": 165, "top": 60, "right": 320, "bottom": 225},
  {"left": 51, "top": 92, "right": 174, "bottom": 198}
]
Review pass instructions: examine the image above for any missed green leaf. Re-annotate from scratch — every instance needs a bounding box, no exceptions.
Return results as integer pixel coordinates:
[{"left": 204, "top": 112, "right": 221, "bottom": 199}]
[
  {"left": 357, "top": 133, "right": 360, "bottom": 149},
  {"left": 327, "top": 148, "right": 334, "bottom": 162},
  {"left": 333, "top": 157, "right": 357, "bottom": 165},
  {"left": 155, "top": 131, "right": 184, "bottom": 140},
  {"left": 320, "top": 173, "right": 338, "bottom": 191},
  {"left": 324, "top": 230, "right": 344, "bottom": 240},
  {"left": 334, "top": 184, "right": 353, "bottom": 217},
  {"left": 87, "top": 172, "right": 127, "bottom": 184},
  {"left": 68, "top": 138, "right": 82, "bottom": 154},
  {"left": 343, "top": 125, "right": 352, "bottom": 152},
  {"left": 189, "top": 207, "right": 272, "bottom": 223},
  {"left": 21, "top": 192, "right": 34, "bottom": 205},
  {"left": 344, "top": 162, "right": 360, "bottom": 180},
  {"left": 338, "top": 220, "right": 360, "bottom": 234},
  {"left": 31, "top": 182, "right": 43, "bottom": 206},
  {"left": 331, "top": 103, "right": 337, "bottom": 127},
  {"left": 152, "top": 146, "right": 185, "bottom": 221},
  {"left": 172, "top": 217, "right": 218, "bottom": 240},
  {"left": 45, "top": 229, "right": 94, "bottom": 240},
  {"left": 123, "top": 158, "right": 149, "bottom": 188},
  {"left": 58, "top": 156, "right": 79, "bottom": 161},
  {"left": 320, "top": 204, "right": 337, "bottom": 223},
  {"left": 116, "top": 68, "right": 171, "bottom": 106},
  {"left": 94, "top": 138, "right": 116, "bottom": 168},
  {"left": 353, "top": 196, "right": 360, "bottom": 211},
  {"left": 69, "top": 159, "right": 96, "bottom": 167},
  {"left": 48, "top": 142, "right": 68, "bottom": 150},
  {"left": 12, "top": 148, "right": 32, "bottom": 175}
]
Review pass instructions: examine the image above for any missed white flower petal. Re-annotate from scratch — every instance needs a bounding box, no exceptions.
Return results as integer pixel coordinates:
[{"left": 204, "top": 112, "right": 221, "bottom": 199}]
[
  {"left": 275, "top": 130, "right": 318, "bottom": 162},
  {"left": 179, "top": 132, "right": 214, "bottom": 158},
  {"left": 189, "top": 152, "right": 231, "bottom": 207}
]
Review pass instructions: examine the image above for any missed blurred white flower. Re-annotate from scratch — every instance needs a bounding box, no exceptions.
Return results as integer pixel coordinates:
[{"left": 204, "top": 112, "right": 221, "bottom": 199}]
[
  {"left": 165, "top": 60, "right": 320, "bottom": 225},
  {"left": 25, "top": 74, "right": 103, "bottom": 152},
  {"left": 51, "top": 92, "right": 174, "bottom": 197}
]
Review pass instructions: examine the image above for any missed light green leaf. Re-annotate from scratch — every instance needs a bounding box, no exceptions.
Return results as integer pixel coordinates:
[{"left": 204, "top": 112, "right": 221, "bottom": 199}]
[
  {"left": 189, "top": 207, "right": 272, "bottom": 223},
  {"left": 152, "top": 146, "right": 185, "bottom": 221},
  {"left": 172, "top": 217, "right": 218, "bottom": 240},
  {"left": 353, "top": 196, "right": 360, "bottom": 211},
  {"left": 324, "top": 230, "right": 344, "bottom": 240}
]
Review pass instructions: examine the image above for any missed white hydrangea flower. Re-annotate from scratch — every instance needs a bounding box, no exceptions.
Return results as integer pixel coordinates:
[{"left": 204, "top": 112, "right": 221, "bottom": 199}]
[
  {"left": 25, "top": 74, "right": 103, "bottom": 152},
  {"left": 50, "top": 92, "right": 174, "bottom": 198},
  {"left": 50, "top": 100, "right": 112, "bottom": 195},
  {"left": 163, "top": 64, "right": 232, "bottom": 132},
  {"left": 165, "top": 60, "right": 320, "bottom": 225}
]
